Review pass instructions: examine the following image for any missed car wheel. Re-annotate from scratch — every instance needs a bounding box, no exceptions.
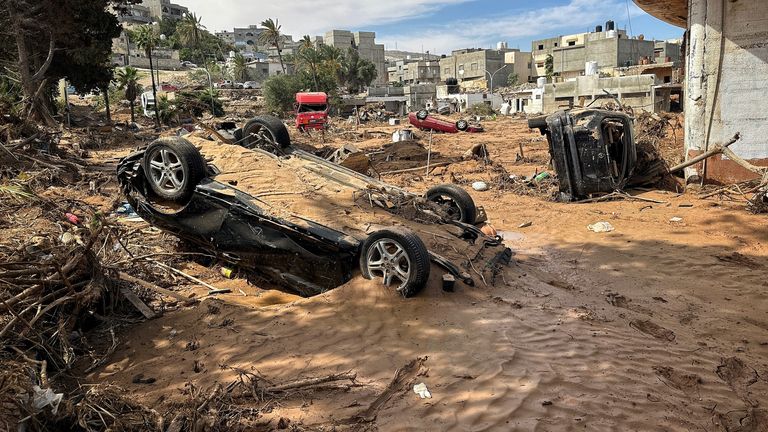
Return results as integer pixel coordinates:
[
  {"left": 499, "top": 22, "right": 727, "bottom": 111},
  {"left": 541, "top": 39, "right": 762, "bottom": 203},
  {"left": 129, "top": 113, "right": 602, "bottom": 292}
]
[
  {"left": 242, "top": 115, "right": 291, "bottom": 152},
  {"left": 527, "top": 115, "right": 548, "bottom": 130},
  {"left": 416, "top": 109, "right": 429, "bottom": 121},
  {"left": 142, "top": 137, "right": 207, "bottom": 203},
  {"left": 360, "top": 228, "right": 430, "bottom": 297},
  {"left": 456, "top": 119, "right": 469, "bottom": 131},
  {"left": 425, "top": 184, "right": 478, "bottom": 225}
]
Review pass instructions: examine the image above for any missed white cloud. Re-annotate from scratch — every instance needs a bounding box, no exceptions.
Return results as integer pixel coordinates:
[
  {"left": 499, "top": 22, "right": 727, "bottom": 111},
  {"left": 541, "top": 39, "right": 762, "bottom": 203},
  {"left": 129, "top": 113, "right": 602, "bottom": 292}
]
[
  {"left": 178, "top": 0, "right": 470, "bottom": 36},
  {"left": 378, "top": 0, "right": 648, "bottom": 53}
]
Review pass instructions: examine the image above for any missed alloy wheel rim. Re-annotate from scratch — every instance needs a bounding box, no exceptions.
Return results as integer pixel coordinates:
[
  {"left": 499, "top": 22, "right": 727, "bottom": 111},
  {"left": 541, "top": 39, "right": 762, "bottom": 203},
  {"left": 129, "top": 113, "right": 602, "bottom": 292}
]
[
  {"left": 148, "top": 148, "right": 185, "bottom": 194},
  {"left": 366, "top": 239, "right": 411, "bottom": 291}
]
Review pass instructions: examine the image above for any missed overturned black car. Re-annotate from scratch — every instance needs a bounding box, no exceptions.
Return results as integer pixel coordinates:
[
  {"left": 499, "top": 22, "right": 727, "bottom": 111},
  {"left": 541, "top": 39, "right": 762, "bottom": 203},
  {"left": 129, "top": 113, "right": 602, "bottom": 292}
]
[
  {"left": 117, "top": 116, "right": 512, "bottom": 297},
  {"left": 529, "top": 109, "right": 637, "bottom": 201}
]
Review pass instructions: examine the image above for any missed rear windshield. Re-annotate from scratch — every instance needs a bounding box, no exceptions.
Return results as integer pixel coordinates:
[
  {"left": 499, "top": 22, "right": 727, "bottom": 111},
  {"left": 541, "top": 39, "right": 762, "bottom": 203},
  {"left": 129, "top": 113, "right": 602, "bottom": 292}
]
[{"left": 298, "top": 103, "right": 327, "bottom": 113}]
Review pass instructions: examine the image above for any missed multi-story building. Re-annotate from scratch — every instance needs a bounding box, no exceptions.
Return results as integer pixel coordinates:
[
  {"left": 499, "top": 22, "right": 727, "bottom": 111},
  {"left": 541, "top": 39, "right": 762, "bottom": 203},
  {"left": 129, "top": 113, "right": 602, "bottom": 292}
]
[
  {"left": 216, "top": 25, "right": 265, "bottom": 53},
  {"left": 504, "top": 50, "right": 534, "bottom": 84},
  {"left": 439, "top": 48, "right": 512, "bottom": 90},
  {"left": 387, "top": 60, "right": 441, "bottom": 85},
  {"left": 141, "top": 0, "right": 188, "bottom": 21},
  {"left": 531, "top": 21, "right": 678, "bottom": 80},
  {"left": 324, "top": 30, "right": 386, "bottom": 86}
]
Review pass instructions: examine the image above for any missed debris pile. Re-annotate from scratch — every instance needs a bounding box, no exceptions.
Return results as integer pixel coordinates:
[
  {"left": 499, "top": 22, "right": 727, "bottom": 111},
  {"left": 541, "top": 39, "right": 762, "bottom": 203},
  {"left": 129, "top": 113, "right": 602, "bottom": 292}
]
[{"left": 629, "top": 112, "right": 681, "bottom": 188}]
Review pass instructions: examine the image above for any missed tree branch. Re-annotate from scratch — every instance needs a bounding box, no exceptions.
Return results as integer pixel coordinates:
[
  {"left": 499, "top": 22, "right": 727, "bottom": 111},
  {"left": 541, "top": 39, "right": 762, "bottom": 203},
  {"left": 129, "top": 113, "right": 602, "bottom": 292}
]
[{"left": 30, "top": 35, "right": 54, "bottom": 82}]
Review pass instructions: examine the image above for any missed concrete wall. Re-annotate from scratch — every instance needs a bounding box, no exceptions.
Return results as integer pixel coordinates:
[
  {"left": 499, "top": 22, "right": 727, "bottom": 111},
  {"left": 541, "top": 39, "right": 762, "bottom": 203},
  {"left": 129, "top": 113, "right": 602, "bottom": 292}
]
[
  {"left": 684, "top": 0, "right": 768, "bottom": 183},
  {"left": 439, "top": 49, "right": 510, "bottom": 89},
  {"left": 541, "top": 74, "right": 656, "bottom": 113},
  {"left": 504, "top": 51, "right": 534, "bottom": 83}
]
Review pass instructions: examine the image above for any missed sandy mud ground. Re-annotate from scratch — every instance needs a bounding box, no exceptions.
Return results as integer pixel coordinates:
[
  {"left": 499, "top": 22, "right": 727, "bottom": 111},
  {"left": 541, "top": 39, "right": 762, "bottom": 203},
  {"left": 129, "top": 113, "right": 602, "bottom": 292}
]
[{"left": 86, "top": 116, "right": 768, "bottom": 431}]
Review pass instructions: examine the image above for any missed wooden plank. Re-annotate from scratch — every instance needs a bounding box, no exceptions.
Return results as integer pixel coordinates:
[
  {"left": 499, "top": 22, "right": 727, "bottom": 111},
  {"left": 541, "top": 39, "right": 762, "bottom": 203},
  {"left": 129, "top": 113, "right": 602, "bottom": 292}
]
[
  {"left": 119, "top": 287, "right": 156, "bottom": 319},
  {"left": 117, "top": 271, "right": 197, "bottom": 304}
]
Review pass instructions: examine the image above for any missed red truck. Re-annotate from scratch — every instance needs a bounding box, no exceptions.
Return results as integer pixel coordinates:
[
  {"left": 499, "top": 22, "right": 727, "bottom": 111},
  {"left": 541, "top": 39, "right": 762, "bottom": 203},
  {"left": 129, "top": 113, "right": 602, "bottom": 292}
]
[{"left": 295, "top": 92, "right": 329, "bottom": 131}]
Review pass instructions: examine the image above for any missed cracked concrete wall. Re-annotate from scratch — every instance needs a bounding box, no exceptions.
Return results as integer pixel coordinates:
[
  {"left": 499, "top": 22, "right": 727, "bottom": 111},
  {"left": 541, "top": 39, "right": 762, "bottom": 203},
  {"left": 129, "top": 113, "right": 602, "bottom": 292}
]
[{"left": 685, "top": 0, "right": 768, "bottom": 181}]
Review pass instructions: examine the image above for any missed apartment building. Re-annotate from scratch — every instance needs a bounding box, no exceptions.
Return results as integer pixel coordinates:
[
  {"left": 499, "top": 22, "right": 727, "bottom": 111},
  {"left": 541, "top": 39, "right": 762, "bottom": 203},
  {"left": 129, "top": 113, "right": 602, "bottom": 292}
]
[
  {"left": 438, "top": 48, "right": 511, "bottom": 90},
  {"left": 387, "top": 60, "right": 441, "bottom": 85},
  {"left": 324, "top": 30, "right": 386, "bottom": 86}
]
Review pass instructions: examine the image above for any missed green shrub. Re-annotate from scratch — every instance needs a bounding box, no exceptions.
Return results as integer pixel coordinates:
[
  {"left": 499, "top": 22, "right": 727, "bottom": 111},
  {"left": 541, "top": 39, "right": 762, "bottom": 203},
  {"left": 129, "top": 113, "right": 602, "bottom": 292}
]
[{"left": 263, "top": 74, "right": 303, "bottom": 115}]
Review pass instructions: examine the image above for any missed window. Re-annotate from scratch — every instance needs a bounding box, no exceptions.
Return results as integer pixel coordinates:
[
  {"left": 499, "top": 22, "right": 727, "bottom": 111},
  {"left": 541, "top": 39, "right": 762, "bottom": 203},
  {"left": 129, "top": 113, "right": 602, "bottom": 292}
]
[
  {"left": 458, "top": 64, "right": 464, "bottom": 72},
  {"left": 568, "top": 41, "right": 576, "bottom": 46},
  {"left": 538, "top": 44, "right": 544, "bottom": 50},
  {"left": 554, "top": 42, "right": 559, "bottom": 47},
  {"left": 470, "top": 62, "right": 478, "bottom": 71}
]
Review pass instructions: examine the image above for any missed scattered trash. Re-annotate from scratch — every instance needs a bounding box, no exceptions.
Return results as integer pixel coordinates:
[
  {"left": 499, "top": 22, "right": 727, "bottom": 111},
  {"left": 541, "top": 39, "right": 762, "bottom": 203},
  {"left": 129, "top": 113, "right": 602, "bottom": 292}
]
[
  {"left": 31, "top": 385, "right": 64, "bottom": 414},
  {"left": 442, "top": 274, "right": 456, "bottom": 292},
  {"left": 669, "top": 217, "right": 683, "bottom": 223},
  {"left": 518, "top": 221, "right": 533, "bottom": 228},
  {"left": 388, "top": 118, "right": 401, "bottom": 126},
  {"left": 533, "top": 172, "right": 551, "bottom": 183},
  {"left": 65, "top": 212, "right": 79, "bottom": 225},
  {"left": 114, "top": 202, "right": 143, "bottom": 222},
  {"left": 220, "top": 266, "right": 235, "bottom": 278},
  {"left": 678, "top": 203, "right": 694, "bottom": 208},
  {"left": 588, "top": 222, "right": 615, "bottom": 233},
  {"left": 472, "top": 181, "right": 489, "bottom": 191},
  {"left": 413, "top": 382, "right": 432, "bottom": 399},
  {"left": 392, "top": 129, "right": 414, "bottom": 143}
]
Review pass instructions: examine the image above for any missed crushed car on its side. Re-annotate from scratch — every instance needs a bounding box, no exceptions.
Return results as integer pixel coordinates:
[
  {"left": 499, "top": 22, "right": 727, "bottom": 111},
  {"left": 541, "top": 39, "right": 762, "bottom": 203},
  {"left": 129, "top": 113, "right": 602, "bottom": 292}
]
[
  {"left": 117, "top": 116, "right": 511, "bottom": 298},
  {"left": 529, "top": 109, "right": 637, "bottom": 201}
]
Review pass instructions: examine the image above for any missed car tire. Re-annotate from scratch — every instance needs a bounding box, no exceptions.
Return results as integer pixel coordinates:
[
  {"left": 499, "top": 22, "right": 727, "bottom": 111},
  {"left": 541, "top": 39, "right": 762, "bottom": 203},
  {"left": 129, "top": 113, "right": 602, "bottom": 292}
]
[
  {"left": 425, "top": 184, "right": 478, "bottom": 225},
  {"left": 242, "top": 115, "right": 291, "bottom": 151},
  {"left": 142, "top": 137, "right": 207, "bottom": 203},
  {"left": 456, "top": 119, "right": 470, "bottom": 131},
  {"left": 416, "top": 109, "right": 429, "bottom": 121},
  {"left": 360, "top": 228, "right": 430, "bottom": 298}
]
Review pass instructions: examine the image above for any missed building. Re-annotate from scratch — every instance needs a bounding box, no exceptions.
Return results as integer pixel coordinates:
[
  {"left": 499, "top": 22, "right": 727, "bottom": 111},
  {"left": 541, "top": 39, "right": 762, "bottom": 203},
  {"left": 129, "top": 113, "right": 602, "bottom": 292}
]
[
  {"left": 215, "top": 25, "right": 264, "bottom": 54},
  {"left": 634, "top": 0, "right": 768, "bottom": 183},
  {"left": 541, "top": 74, "right": 658, "bottom": 113},
  {"left": 113, "top": 31, "right": 181, "bottom": 70},
  {"left": 387, "top": 60, "right": 441, "bottom": 85},
  {"left": 531, "top": 23, "right": 679, "bottom": 80},
  {"left": 439, "top": 48, "right": 514, "bottom": 90},
  {"left": 504, "top": 51, "right": 534, "bottom": 84},
  {"left": 117, "top": 0, "right": 188, "bottom": 24},
  {"left": 324, "top": 30, "right": 386, "bottom": 86}
]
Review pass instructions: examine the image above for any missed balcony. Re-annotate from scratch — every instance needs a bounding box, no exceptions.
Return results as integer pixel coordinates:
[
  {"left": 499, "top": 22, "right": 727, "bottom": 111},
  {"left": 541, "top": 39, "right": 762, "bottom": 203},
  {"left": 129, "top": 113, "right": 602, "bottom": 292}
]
[{"left": 633, "top": 0, "right": 687, "bottom": 28}]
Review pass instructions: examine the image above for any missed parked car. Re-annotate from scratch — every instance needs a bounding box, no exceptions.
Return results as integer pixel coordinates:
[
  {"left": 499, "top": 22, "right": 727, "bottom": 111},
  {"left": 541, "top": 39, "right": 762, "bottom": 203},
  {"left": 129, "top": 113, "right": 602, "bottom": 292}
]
[
  {"left": 408, "top": 110, "right": 483, "bottom": 133},
  {"left": 294, "top": 92, "right": 329, "bottom": 131},
  {"left": 234, "top": 82, "right": 244, "bottom": 89},
  {"left": 215, "top": 80, "right": 234, "bottom": 89},
  {"left": 243, "top": 81, "right": 261, "bottom": 89},
  {"left": 528, "top": 109, "right": 637, "bottom": 201},
  {"left": 181, "top": 61, "right": 197, "bottom": 68},
  {"left": 117, "top": 116, "right": 511, "bottom": 297}
]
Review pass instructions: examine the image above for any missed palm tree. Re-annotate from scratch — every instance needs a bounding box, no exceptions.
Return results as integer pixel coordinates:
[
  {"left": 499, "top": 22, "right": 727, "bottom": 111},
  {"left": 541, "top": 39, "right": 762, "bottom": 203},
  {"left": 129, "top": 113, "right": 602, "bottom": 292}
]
[
  {"left": 177, "top": 13, "right": 205, "bottom": 49},
  {"left": 320, "top": 45, "right": 343, "bottom": 82},
  {"left": 296, "top": 46, "right": 321, "bottom": 90},
  {"left": 134, "top": 25, "right": 161, "bottom": 127},
  {"left": 115, "top": 67, "right": 140, "bottom": 123},
  {"left": 258, "top": 18, "right": 286, "bottom": 74},
  {"left": 300, "top": 35, "right": 313, "bottom": 51},
  {"left": 231, "top": 53, "right": 248, "bottom": 82}
]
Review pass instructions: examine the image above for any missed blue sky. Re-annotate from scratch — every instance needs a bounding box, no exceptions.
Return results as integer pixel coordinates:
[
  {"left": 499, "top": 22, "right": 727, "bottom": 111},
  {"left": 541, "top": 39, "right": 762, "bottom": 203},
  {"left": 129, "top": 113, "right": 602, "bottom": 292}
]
[{"left": 184, "top": 0, "right": 683, "bottom": 54}]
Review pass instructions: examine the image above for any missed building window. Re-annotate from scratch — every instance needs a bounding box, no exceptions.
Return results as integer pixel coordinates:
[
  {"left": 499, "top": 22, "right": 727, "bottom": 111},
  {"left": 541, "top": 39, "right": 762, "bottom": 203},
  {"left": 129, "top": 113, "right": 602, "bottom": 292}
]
[
  {"left": 458, "top": 64, "right": 464, "bottom": 72},
  {"left": 470, "top": 63, "right": 478, "bottom": 71},
  {"left": 554, "top": 42, "right": 558, "bottom": 47},
  {"left": 568, "top": 40, "right": 576, "bottom": 46},
  {"left": 538, "top": 44, "right": 544, "bottom": 50}
]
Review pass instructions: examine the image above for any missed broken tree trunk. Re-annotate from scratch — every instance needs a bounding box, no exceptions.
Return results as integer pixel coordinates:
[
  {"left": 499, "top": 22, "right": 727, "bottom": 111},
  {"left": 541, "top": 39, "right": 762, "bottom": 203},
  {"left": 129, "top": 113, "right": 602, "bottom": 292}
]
[{"left": 668, "top": 133, "right": 741, "bottom": 174}]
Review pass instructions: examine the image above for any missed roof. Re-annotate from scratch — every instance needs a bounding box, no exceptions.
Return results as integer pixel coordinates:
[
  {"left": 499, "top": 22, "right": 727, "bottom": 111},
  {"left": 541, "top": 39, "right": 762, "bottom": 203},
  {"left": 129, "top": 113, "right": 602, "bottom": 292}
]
[
  {"left": 295, "top": 92, "right": 328, "bottom": 103},
  {"left": 632, "top": 0, "right": 687, "bottom": 28}
]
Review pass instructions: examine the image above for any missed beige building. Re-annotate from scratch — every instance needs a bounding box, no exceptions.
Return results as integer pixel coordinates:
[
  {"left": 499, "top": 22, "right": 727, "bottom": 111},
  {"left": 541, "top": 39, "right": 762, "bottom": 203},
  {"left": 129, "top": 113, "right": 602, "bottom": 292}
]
[
  {"left": 504, "top": 51, "right": 534, "bottom": 84},
  {"left": 439, "top": 48, "right": 514, "bottom": 90},
  {"left": 387, "top": 60, "right": 441, "bottom": 85},
  {"left": 324, "top": 30, "right": 386, "bottom": 86}
]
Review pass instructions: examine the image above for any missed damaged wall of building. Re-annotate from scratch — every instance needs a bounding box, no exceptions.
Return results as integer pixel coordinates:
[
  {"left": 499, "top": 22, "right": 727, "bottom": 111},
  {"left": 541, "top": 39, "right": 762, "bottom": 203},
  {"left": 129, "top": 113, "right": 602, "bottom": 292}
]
[
  {"left": 683, "top": 0, "right": 768, "bottom": 183},
  {"left": 541, "top": 74, "right": 656, "bottom": 113}
]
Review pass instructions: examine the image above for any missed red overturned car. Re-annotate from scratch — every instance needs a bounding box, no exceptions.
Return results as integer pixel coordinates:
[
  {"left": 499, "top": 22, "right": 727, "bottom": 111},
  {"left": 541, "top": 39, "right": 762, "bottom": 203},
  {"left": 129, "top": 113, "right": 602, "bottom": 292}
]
[{"left": 408, "top": 110, "right": 483, "bottom": 133}]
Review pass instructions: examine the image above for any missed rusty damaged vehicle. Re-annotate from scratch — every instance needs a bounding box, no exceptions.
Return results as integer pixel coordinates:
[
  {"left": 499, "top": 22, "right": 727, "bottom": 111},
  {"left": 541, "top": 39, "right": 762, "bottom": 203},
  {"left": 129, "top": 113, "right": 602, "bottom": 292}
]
[
  {"left": 529, "top": 109, "right": 637, "bottom": 201},
  {"left": 117, "top": 116, "right": 512, "bottom": 297}
]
